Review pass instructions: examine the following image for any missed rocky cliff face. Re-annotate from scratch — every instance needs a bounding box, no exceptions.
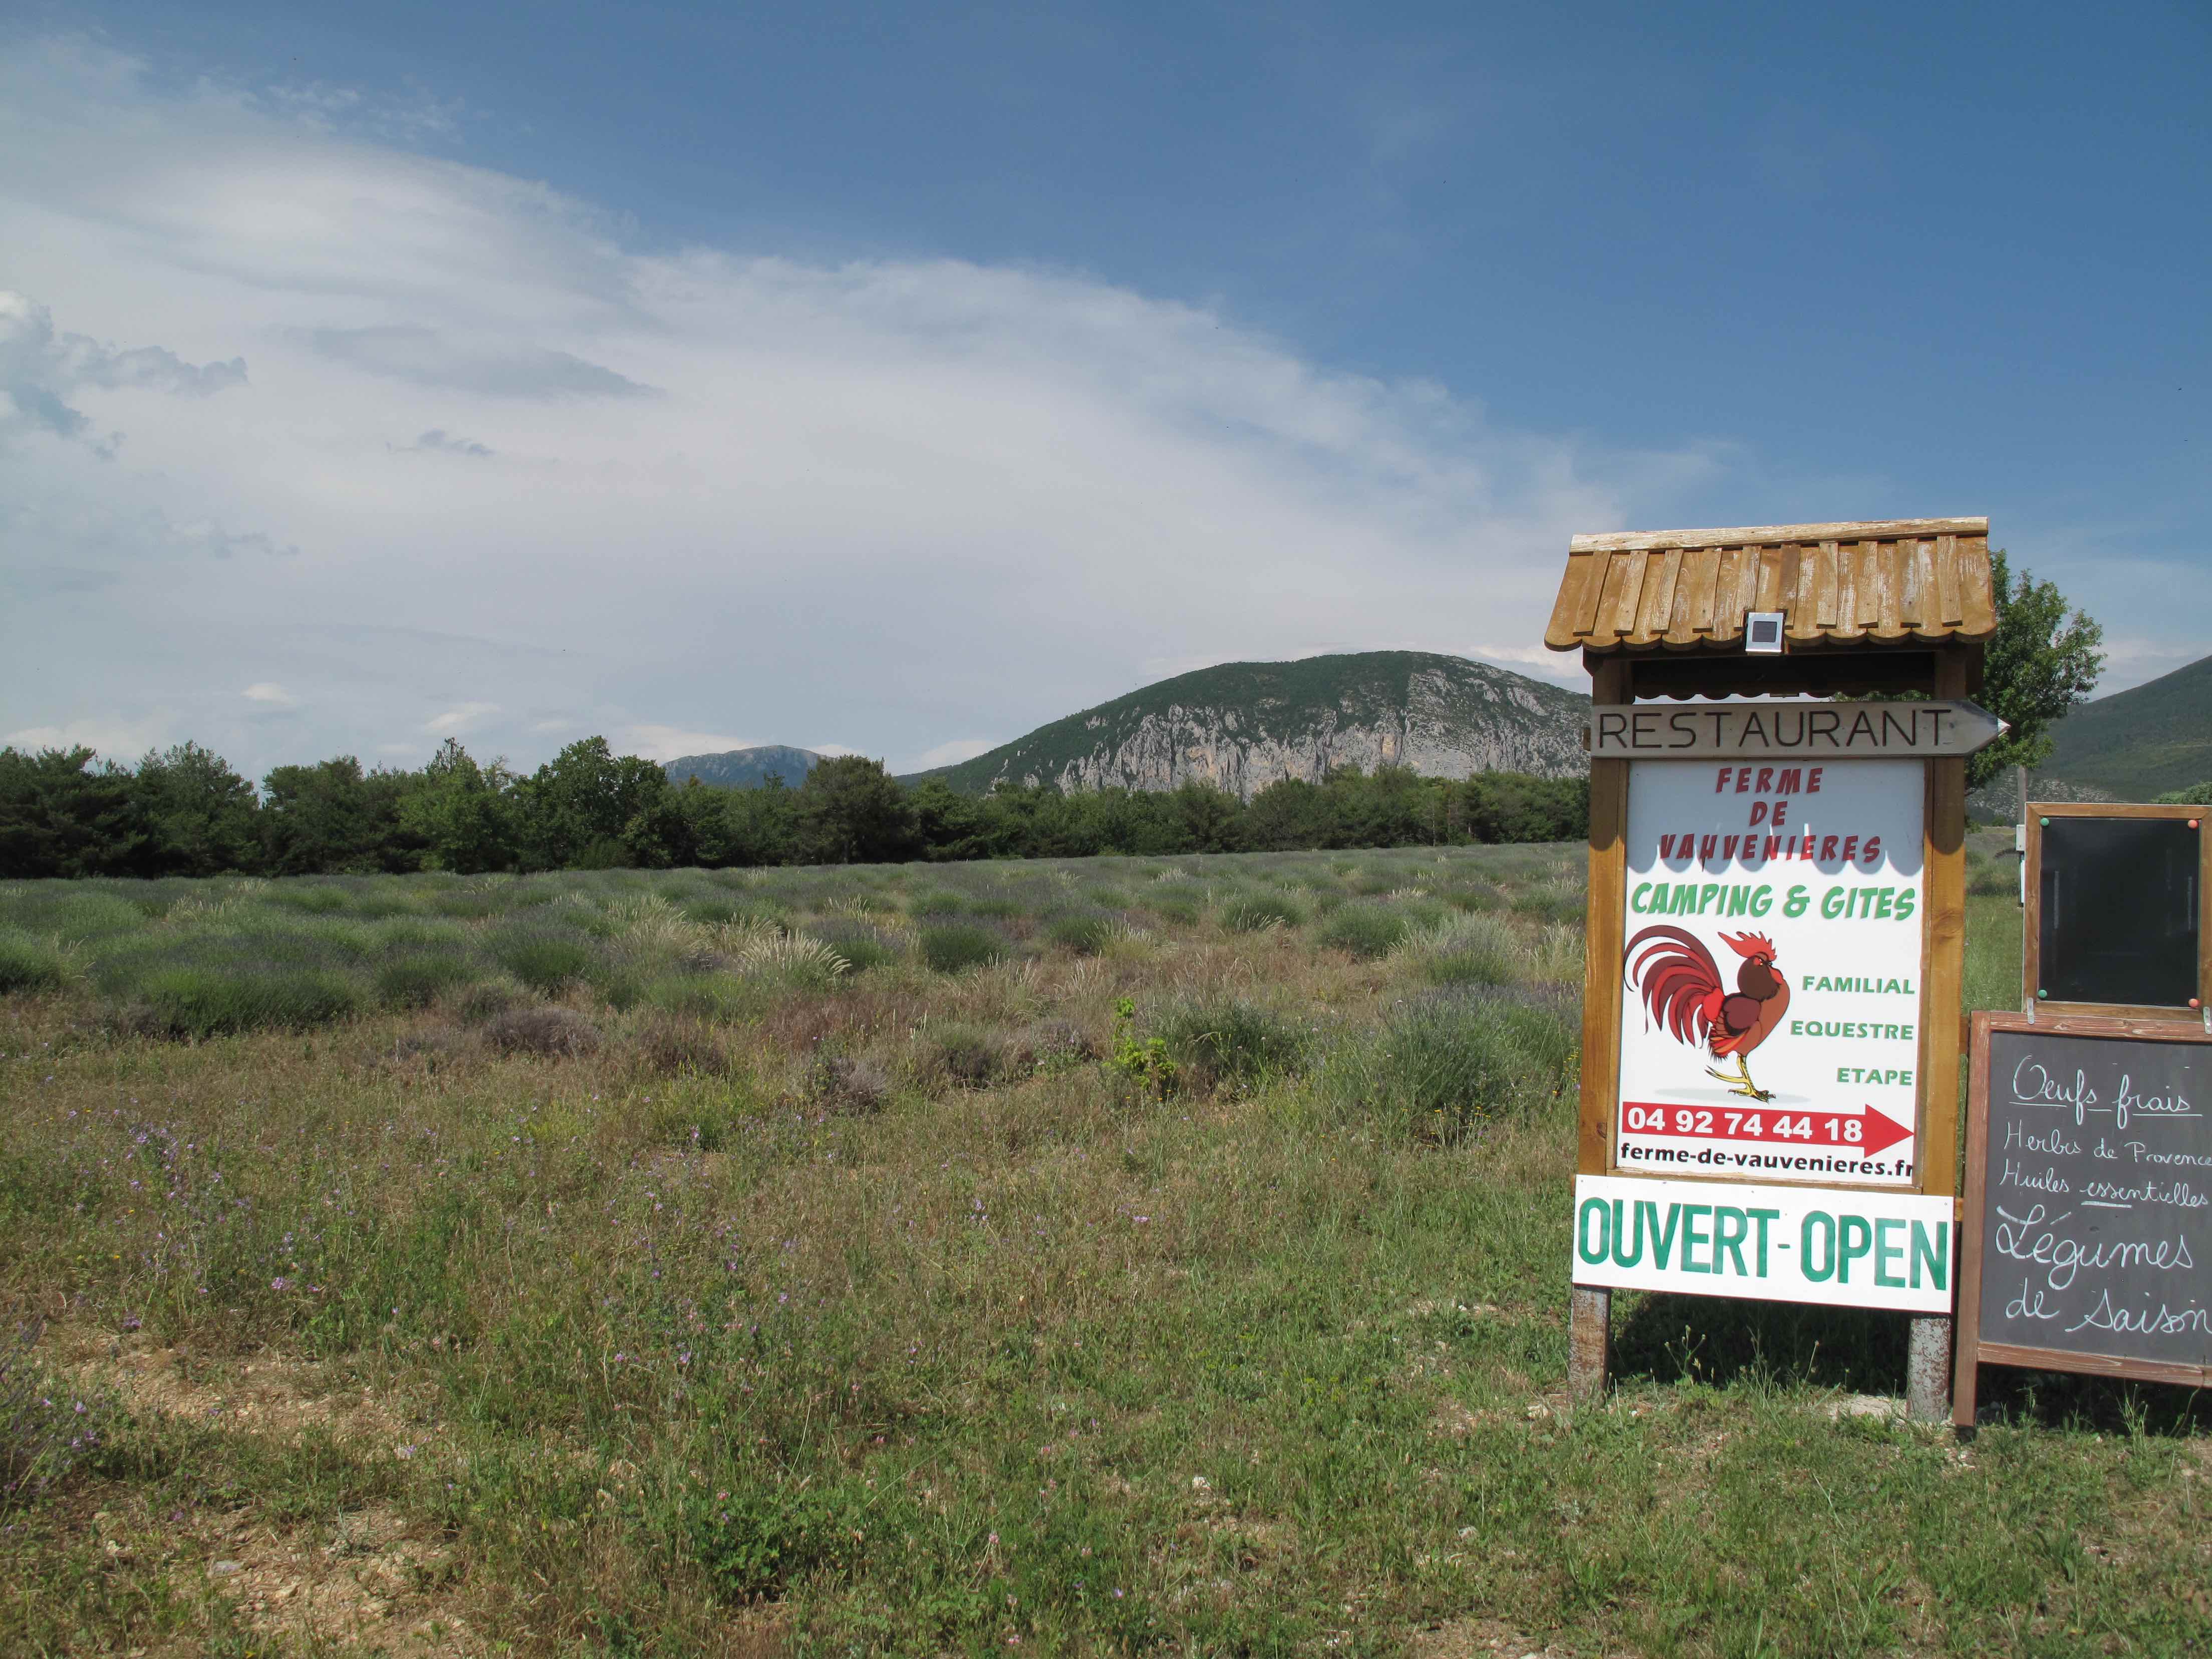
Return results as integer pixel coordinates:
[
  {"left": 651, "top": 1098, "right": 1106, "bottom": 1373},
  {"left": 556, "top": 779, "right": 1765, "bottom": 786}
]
[{"left": 920, "top": 652, "right": 1587, "bottom": 799}]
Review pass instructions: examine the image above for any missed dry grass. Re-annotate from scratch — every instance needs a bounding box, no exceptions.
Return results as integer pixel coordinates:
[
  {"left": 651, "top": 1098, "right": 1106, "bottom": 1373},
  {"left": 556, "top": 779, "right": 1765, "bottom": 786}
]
[{"left": 0, "top": 848, "right": 2202, "bottom": 1656}]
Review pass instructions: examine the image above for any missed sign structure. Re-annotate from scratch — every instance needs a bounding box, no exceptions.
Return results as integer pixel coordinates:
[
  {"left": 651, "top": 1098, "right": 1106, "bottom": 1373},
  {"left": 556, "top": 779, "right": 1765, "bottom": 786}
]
[
  {"left": 2023, "top": 804, "right": 2210, "bottom": 1021},
  {"left": 1612, "top": 755, "right": 1926, "bottom": 1190},
  {"left": 1955, "top": 1014, "right": 2212, "bottom": 1423},
  {"left": 1587, "top": 700, "right": 2004, "bottom": 761},
  {"left": 1550, "top": 516, "right": 1999, "bottom": 1410},
  {"left": 1575, "top": 1175, "right": 1955, "bottom": 1314}
]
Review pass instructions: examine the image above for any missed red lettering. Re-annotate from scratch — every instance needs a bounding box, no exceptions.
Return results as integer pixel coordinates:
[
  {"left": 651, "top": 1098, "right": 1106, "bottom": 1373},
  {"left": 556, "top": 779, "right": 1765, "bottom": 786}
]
[
  {"left": 1861, "top": 835, "right": 1881, "bottom": 863},
  {"left": 1771, "top": 799, "right": 1791, "bottom": 829},
  {"left": 1840, "top": 835, "right": 1859, "bottom": 863},
  {"left": 1807, "top": 766, "right": 1824, "bottom": 793},
  {"left": 1755, "top": 766, "right": 1774, "bottom": 793},
  {"left": 1776, "top": 768, "right": 1802, "bottom": 793},
  {"left": 1749, "top": 800, "right": 1770, "bottom": 826},
  {"left": 1820, "top": 835, "right": 1840, "bottom": 861}
]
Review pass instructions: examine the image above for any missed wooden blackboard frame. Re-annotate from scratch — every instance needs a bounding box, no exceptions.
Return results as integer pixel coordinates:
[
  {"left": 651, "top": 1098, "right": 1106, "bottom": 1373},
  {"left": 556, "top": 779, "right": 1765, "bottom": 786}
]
[
  {"left": 2022, "top": 802, "right": 2210, "bottom": 1022},
  {"left": 1952, "top": 1009, "right": 2212, "bottom": 1428}
]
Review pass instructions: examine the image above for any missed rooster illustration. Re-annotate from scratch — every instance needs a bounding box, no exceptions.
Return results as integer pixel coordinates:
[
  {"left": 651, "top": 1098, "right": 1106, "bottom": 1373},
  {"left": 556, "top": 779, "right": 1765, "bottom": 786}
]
[{"left": 1623, "top": 927, "right": 1790, "bottom": 1101}]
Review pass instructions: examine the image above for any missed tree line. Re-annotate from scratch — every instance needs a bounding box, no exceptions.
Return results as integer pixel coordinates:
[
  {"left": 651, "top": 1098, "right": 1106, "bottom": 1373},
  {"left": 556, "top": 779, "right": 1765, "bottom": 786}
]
[{"left": 0, "top": 737, "right": 1590, "bottom": 880}]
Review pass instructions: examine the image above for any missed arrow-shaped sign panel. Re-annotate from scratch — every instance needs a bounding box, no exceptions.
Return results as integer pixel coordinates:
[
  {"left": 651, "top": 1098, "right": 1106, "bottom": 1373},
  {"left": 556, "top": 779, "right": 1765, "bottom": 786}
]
[
  {"left": 1619, "top": 1101, "right": 1914, "bottom": 1158},
  {"left": 1586, "top": 700, "right": 2007, "bottom": 760}
]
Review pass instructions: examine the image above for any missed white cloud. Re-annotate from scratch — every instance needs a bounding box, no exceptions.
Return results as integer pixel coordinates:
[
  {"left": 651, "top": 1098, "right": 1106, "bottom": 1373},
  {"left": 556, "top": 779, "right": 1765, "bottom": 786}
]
[
  {"left": 6, "top": 712, "right": 175, "bottom": 758},
  {"left": 906, "top": 738, "right": 1001, "bottom": 771},
  {"left": 0, "top": 35, "right": 1714, "bottom": 780},
  {"left": 424, "top": 701, "right": 500, "bottom": 733},
  {"left": 621, "top": 724, "right": 765, "bottom": 762},
  {"left": 243, "top": 682, "right": 298, "bottom": 705}
]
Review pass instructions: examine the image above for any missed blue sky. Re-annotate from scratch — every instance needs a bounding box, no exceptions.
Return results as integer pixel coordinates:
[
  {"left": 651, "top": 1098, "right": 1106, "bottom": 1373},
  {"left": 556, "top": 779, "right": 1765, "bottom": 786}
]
[{"left": 3, "top": 3, "right": 2205, "bottom": 775}]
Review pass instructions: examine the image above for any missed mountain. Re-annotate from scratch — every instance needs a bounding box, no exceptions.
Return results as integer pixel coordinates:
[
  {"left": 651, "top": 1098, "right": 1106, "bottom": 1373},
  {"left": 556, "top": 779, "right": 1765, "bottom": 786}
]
[
  {"left": 904, "top": 651, "right": 1588, "bottom": 799},
  {"left": 2037, "top": 654, "right": 2212, "bottom": 801},
  {"left": 665, "top": 745, "right": 822, "bottom": 789}
]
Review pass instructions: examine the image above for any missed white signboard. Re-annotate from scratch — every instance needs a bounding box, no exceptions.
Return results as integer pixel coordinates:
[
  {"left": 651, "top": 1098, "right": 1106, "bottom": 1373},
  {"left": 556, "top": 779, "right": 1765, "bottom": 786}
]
[
  {"left": 1615, "top": 757, "right": 1925, "bottom": 1188},
  {"left": 1572, "top": 1175, "right": 1957, "bottom": 1313}
]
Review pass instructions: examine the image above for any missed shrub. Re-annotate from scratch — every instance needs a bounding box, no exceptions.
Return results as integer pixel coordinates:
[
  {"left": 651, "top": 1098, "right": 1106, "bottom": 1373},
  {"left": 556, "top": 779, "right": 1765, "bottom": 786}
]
[
  {"left": 0, "top": 933, "right": 70, "bottom": 996},
  {"left": 493, "top": 933, "right": 599, "bottom": 994},
  {"left": 1219, "top": 893, "right": 1305, "bottom": 933},
  {"left": 1146, "top": 893, "right": 1202, "bottom": 926},
  {"left": 265, "top": 885, "right": 353, "bottom": 915},
  {"left": 929, "top": 1023, "right": 1007, "bottom": 1088},
  {"left": 735, "top": 933, "right": 851, "bottom": 991},
  {"left": 1008, "top": 1017, "right": 1096, "bottom": 1074},
  {"left": 374, "top": 953, "right": 479, "bottom": 1010},
  {"left": 1511, "top": 878, "right": 1585, "bottom": 923},
  {"left": 807, "top": 1053, "right": 890, "bottom": 1115},
  {"left": 808, "top": 919, "right": 902, "bottom": 973},
  {"left": 136, "top": 968, "right": 360, "bottom": 1037},
  {"left": 1044, "top": 911, "right": 1118, "bottom": 956},
  {"left": 1317, "top": 904, "right": 1407, "bottom": 960},
  {"left": 643, "top": 973, "right": 765, "bottom": 1023},
  {"left": 1442, "top": 881, "right": 1505, "bottom": 913},
  {"left": 483, "top": 1007, "right": 602, "bottom": 1058},
  {"left": 633, "top": 1017, "right": 731, "bottom": 1077},
  {"left": 451, "top": 977, "right": 530, "bottom": 1025},
  {"left": 1416, "top": 914, "right": 1518, "bottom": 987},
  {"left": 1153, "top": 999, "right": 1308, "bottom": 1092},
  {"left": 1326, "top": 987, "right": 1577, "bottom": 1143},
  {"left": 919, "top": 923, "right": 1007, "bottom": 974}
]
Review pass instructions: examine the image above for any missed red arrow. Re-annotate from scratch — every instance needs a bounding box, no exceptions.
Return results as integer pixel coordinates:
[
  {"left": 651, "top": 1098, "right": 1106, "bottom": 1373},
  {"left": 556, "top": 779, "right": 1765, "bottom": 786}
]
[{"left": 1620, "top": 1102, "right": 1912, "bottom": 1156}]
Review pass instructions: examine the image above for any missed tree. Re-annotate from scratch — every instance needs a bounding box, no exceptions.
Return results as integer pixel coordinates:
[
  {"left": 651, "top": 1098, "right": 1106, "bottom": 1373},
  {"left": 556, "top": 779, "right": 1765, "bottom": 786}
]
[
  {"left": 399, "top": 739, "right": 519, "bottom": 873},
  {"left": 1970, "top": 548, "right": 2105, "bottom": 789},
  {"left": 0, "top": 747, "right": 147, "bottom": 878},
  {"left": 261, "top": 757, "right": 423, "bottom": 875},
  {"left": 513, "top": 737, "right": 672, "bottom": 870},
  {"left": 133, "top": 742, "right": 260, "bottom": 875},
  {"left": 796, "top": 756, "right": 920, "bottom": 864}
]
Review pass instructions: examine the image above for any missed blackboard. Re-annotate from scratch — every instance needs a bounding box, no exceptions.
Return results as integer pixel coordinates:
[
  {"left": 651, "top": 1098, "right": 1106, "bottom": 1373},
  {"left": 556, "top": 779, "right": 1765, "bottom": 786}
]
[
  {"left": 1955, "top": 1013, "right": 2212, "bottom": 1423},
  {"left": 2037, "top": 815, "right": 2200, "bottom": 1008}
]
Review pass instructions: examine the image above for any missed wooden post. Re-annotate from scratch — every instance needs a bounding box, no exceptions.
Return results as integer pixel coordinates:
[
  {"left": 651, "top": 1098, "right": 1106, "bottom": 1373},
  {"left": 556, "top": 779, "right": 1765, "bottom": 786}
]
[
  {"left": 1907, "top": 645, "right": 1971, "bottom": 1421},
  {"left": 1570, "top": 655, "right": 1632, "bottom": 1402}
]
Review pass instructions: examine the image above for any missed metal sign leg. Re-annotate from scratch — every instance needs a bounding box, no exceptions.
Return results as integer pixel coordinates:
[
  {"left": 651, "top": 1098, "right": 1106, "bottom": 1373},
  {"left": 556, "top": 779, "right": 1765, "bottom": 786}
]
[{"left": 1906, "top": 1314, "right": 1952, "bottom": 1422}]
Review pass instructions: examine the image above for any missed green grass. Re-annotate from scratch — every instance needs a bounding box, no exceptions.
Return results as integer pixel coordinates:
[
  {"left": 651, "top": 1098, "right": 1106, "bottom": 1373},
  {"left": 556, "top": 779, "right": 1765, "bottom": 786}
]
[{"left": 0, "top": 846, "right": 2200, "bottom": 1656}]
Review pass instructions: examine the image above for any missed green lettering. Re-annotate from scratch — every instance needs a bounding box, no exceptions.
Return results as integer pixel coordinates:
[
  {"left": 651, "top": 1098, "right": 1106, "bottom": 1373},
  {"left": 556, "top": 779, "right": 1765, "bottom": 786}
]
[
  {"left": 1748, "top": 1209, "right": 1780, "bottom": 1277},
  {"left": 1577, "top": 1198, "right": 1610, "bottom": 1265},
  {"left": 1681, "top": 1205, "right": 1713, "bottom": 1273},
  {"left": 1874, "top": 1218, "right": 1905, "bottom": 1287},
  {"left": 1838, "top": 1215, "right": 1873, "bottom": 1283},
  {"left": 1802, "top": 1212, "right": 1835, "bottom": 1281},
  {"left": 1714, "top": 1207, "right": 1749, "bottom": 1276},
  {"left": 1910, "top": 1221, "right": 1948, "bottom": 1291}
]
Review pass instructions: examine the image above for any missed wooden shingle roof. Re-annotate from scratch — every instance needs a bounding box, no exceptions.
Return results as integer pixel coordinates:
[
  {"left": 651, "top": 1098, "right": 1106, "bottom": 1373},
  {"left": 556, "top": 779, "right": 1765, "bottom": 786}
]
[{"left": 1545, "top": 517, "right": 1993, "bottom": 655}]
